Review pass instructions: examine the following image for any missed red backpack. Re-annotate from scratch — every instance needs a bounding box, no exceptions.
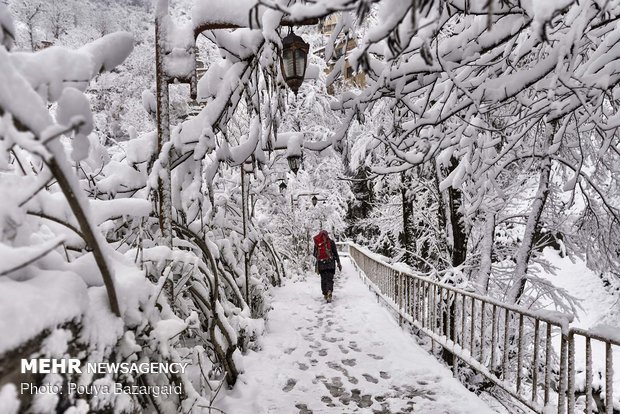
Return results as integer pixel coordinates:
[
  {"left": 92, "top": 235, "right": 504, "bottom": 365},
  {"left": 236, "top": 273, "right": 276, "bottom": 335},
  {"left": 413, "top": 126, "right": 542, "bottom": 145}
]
[{"left": 313, "top": 231, "right": 333, "bottom": 262}]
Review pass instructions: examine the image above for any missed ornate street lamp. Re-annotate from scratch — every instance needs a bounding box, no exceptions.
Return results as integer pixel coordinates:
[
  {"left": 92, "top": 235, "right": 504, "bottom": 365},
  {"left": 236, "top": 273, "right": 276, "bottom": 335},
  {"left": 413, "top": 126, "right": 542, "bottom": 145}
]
[
  {"left": 281, "top": 31, "right": 309, "bottom": 94},
  {"left": 287, "top": 154, "right": 301, "bottom": 174}
]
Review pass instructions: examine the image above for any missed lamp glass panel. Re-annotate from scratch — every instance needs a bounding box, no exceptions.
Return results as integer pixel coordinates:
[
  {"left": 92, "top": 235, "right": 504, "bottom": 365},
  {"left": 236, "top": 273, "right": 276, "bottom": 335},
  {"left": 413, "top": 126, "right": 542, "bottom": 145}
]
[
  {"left": 282, "top": 49, "right": 294, "bottom": 78},
  {"left": 294, "top": 49, "right": 306, "bottom": 77},
  {"left": 288, "top": 156, "right": 300, "bottom": 173}
]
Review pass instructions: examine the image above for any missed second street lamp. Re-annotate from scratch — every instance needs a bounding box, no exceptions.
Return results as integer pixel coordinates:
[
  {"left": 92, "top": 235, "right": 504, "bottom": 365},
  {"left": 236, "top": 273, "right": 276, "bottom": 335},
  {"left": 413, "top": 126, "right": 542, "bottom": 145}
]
[
  {"left": 279, "top": 181, "right": 288, "bottom": 193},
  {"left": 287, "top": 154, "right": 301, "bottom": 174}
]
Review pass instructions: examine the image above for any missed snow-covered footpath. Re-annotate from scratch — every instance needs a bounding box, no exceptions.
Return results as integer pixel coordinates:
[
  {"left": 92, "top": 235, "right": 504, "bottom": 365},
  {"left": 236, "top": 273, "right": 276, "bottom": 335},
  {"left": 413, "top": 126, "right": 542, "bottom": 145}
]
[{"left": 214, "top": 258, "right": 495, "bottom": 414}]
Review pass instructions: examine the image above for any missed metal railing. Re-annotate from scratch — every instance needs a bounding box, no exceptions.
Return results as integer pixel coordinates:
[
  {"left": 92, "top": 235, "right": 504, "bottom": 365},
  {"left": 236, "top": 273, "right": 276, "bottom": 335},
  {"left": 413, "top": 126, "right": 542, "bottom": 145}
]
[{"left": 342, "top": 242, "right": 619, "bottom": 414}]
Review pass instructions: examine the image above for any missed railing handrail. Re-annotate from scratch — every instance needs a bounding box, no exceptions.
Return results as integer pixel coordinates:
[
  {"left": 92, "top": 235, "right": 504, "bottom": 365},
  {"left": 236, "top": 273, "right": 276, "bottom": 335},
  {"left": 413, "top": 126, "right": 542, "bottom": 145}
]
[
  {"left": 339, "top": 242, "right": 576, "bottom": 330},
  {"left": 341, "top": 241, "right": 619, "bottom": 414}
]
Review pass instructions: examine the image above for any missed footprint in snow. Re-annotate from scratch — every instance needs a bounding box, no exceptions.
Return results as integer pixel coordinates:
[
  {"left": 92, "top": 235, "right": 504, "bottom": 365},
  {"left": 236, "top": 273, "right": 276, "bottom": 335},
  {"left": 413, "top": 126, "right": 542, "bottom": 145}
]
[
  {"left": 379, "top": 371, "right": 390, "bottom": 379},
  {"left": 294, "top": 403, "right": 313, "bottom": 414},
  {"left": 327, "top": 361, "right": 341, "bottom": 370},
  {"left": 394, "top": 384, "right": 436, "bottom": 401},
  {"left": 318, "top": 348, "right": 328, "bottom": 356},
  {"left": 338, "top": 344, "right": 350, "bottom": 354},
  {"left": 284, "top": 347, "right": 296, "bottom": 354},
  {"left": 367, "top": 353, "right": 384, "bottom": 360},
  {"left": 282, "top": 378, "right": 297, "bottom": 392},
  {"left": 297, "top": 362, "right": 309, "bottom": 371},
  {"left": 327, "top": 361, "right": 358, "bottom": 385},
  {"left": 323, "top": 377, "right": 345, "bottom": 398},
  {"left": 350, "top": 388, "right": 373, "bottom": 408},
  {"left": 362, "top": 374, "right": 378, "bottom": 384},
  {"left": 342, "top": 359, "right": 356, "bottom": 367},
  {"left": 314, "top": 374, "right": 326, "bottom": 384},
  {"left": 321, "top": 395, "right": 336, "bottom": 407}
]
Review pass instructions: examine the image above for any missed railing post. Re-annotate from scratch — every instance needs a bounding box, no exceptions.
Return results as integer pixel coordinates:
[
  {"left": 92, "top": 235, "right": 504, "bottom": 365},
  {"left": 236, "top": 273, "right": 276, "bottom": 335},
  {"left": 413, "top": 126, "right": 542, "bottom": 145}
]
[
  {"left": 605, "top": 341, "right": 613, "bottom": 414},
  {"left": 585, "top": 337, "right": 592, "bottom": 414},
  {"left": 544, "top": 322, "right": 552, "bottom": 405},
  {"left": 567, "top": 331, "right": 575, "bottom": 414},
  {"left": 491, "top": 304, "right": 497, "bottom": 373},
  {"left": 480, "top": 301, "right": 486, "bottom": 365},
  {"left": 516, "top": 313, "right": 524, "bottom": 393},
  {"left": 503, "top": 309, "right": 510, "bottom": 381},
  {"left": 397, "top": 272, "right": 403, "bottom": 326},
  {"left": 558, "top": 331, "right": 568, "bottom": 414},
  {"left": 532, "top": 319, "right": 540, "bottom": 403}
]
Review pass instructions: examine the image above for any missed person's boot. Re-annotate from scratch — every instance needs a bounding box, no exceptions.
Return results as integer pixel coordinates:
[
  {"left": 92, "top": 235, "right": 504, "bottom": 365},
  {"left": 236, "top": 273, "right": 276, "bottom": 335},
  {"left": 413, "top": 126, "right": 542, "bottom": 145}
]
[{"left": 327, "top": 291, "right": 332, "bottom": 303}]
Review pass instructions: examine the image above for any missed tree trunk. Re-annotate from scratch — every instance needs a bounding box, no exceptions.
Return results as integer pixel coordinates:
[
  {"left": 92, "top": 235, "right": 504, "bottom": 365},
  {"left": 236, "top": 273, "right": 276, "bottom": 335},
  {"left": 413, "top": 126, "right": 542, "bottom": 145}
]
[
  {"left": 399, "top": 171, "right": 414, "bottom": 266},
  {"left": 508, "top": 155, "right": 552, "bottom": 304},
  {"left": 447, "top": 158, "right": 468, "bottom": 267},
  {"left": 439, "top": 157, "right": 469, "bottom": 366},
  {"left": 476, "top": 211, "right": 496, "bottom": 293}
]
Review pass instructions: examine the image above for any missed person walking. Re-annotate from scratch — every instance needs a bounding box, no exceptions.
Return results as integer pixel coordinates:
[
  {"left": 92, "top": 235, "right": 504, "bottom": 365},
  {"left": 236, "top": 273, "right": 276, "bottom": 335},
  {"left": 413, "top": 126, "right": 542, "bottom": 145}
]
[{"left": 312, "top": 230, "right": 341, "bottom": 303}]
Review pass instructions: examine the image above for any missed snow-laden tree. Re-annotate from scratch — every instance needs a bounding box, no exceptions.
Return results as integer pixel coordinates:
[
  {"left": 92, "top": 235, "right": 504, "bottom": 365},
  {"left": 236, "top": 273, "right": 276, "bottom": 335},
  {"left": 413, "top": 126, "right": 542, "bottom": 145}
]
[
  {"left": 274, "top": 0, "right": 620, "bottom": 307},
  {"left": 0, "top": 3, "right": 268, "bottom": 411},
  {"left": 4, "top": 0, "right": 620, "bottom": 411}
]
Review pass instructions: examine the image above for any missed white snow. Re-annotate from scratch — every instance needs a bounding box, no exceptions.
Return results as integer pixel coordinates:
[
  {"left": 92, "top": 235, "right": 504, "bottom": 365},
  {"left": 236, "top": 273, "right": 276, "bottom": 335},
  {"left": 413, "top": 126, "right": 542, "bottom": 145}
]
[
  {"left": 539, "top": 248, "right": 619, "bottom": 329},
  {"left": 192, "top": 0, "right": 258, "bottom": 30},
  {"left": 0, "top": 384, "right": 20, "bottom": 414},
  {"left": 214, "top": 258, "right": 494, "bottom": 413},
  {"left": 0, "top": 4, "right": 15, "bottom": 50},
  {"left": 55, "top": 87, "right": 94, "bottom": 161},
  {"left": 0, "top": 270, "right": 88, "bottom": 354},
  {"left": 79, "top": 32, "right": 134, "bottom": 76},
  {"left": 90, "top": 199, "right": 152, "bottom": 225}
]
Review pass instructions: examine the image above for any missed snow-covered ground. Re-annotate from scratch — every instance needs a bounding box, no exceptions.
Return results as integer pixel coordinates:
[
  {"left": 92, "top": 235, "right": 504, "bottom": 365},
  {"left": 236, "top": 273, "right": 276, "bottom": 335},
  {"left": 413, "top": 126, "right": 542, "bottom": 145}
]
[
  {"left": 214, "top": 258, "right": 495, "bottom": 414},
  {"left": 539, "top": 248, "right": 619, "bottom": 329}
]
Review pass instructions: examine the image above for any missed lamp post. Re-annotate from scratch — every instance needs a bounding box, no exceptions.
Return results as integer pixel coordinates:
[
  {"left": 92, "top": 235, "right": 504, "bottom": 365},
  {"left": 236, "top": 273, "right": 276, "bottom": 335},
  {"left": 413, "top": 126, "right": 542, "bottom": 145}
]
[
  {"left": 240, "top": 164, "right": 250, "bottom": 305},
  {"left": 155, "top": 5, "right": 173, "bottom": 248}
]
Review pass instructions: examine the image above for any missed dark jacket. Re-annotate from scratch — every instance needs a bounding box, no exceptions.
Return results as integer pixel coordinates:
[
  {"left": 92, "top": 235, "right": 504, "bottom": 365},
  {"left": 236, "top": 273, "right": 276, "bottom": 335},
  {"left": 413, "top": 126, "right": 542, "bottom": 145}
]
[{"left": 313, "top": 233, "right": 341, "bottom": 273}]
